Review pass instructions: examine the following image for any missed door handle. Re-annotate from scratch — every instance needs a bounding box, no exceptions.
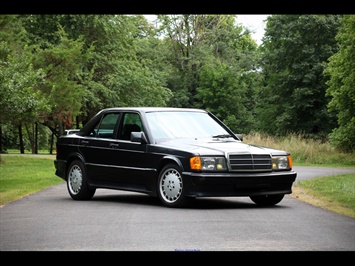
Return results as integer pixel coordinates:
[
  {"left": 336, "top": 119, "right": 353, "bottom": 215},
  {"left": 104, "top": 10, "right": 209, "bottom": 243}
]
[
  {"left": 110, "top": 143, "right": 119, "bottom": 149},
  {"left": 81, "top": 140, "right": 89, "bottom": 145}
]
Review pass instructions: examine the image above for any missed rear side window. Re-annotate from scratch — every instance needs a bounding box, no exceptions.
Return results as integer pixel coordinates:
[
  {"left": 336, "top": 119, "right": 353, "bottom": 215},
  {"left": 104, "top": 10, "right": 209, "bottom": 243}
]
[{"left": 89, "top": 113, "right": 120, "bottom": 139}]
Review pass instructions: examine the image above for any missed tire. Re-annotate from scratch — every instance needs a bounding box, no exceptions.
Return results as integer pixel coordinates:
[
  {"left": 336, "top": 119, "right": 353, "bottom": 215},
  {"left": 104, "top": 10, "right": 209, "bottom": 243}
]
[
  {"left": 157, "top": 164, "right": 188, "bottom": 208},
  {"left": 67, "top": 160, "right": 96, "bottom": 200},
  {"left": 249, "top": 194, "right": 284, "bottom": 206}
]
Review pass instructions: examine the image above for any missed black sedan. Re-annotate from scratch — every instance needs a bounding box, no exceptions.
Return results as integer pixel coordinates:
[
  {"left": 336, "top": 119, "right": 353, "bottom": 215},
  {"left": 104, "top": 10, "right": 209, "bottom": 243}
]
[{"left": 54, "top": 107, "right": 297, "bottom": 208}]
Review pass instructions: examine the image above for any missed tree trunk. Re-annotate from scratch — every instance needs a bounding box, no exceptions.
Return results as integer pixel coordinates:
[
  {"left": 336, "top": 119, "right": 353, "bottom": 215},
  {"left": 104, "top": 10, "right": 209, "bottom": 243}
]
[
  {"left": 59, "top": 123, "right": 64, "bottom": 136},
  {"left": 76, "top": 115, "right": 80, "bottom": 129},
  {"left": 34, "top": 122, "right": 38, "bottom": 154},
  {"left": 24, "top": 123, "right": 35, "bottom": 154},
  {"left": 19, "top": 124, "right": 25, "bottom": 154},
  {"left": 0, "top": 125, "right": 3, "bottom": 154},
  {"left": 50, "top": 132, "right": 54, "bottom": 155},
  {"left": 0, "top": 125, "right": 3, "bottom": 162}
]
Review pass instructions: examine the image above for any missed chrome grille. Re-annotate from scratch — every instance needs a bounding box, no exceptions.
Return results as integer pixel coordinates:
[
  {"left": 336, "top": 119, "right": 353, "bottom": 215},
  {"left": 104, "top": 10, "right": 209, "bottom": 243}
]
[{"left": 228, "top": 153, "right": 272, "bottom": 172}]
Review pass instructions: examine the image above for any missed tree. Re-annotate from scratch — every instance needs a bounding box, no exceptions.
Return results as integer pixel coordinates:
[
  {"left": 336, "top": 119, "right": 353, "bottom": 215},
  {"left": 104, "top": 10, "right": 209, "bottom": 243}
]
[
  {"left": 157, "top": 15, "right": 237, "bottom": 108},
  {"left": 0, "top": 15, "right": 33, "bottom": 154},
  {"left": 258, "top": 15, "right": 341, "bottom": 137},
  {"left": 21, "top": 14, "right": 173, "bottom": 126},
  {"left": 1, "top": 15, "right": 96, "bottom": 152},
  {"left": 156, "top": 15, "right": 261, "bottom": 132},
  {"left": 0, "top": 40, "right": 47, "bottom": 153},
  {"left": 324, "top": 15, "right": 355, "bottom": 152},
  {"left": 29, "top": 27, "right": 94, "bottom": 137}
]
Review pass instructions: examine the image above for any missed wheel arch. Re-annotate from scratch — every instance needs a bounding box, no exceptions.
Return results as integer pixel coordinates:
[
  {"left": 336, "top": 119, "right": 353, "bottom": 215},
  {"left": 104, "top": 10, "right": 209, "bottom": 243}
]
[
  {"left": 157, "top": 155, "right": 184, "bottom": 174},
  {"left": 65, "top": 152, "right": 86, "bottom": 180}
]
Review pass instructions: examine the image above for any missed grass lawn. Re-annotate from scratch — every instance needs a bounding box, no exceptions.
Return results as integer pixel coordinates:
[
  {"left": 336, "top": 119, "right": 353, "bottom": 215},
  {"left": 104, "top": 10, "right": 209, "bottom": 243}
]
[{"left": 0, "top": 155, "right": 64, "bottom": 206}]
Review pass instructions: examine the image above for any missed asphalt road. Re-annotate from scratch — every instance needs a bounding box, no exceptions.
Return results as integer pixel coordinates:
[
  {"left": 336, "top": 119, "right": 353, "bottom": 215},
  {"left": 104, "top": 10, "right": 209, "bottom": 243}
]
[{"left": 1, "top": 166, "right": 354, "bottom": 251}]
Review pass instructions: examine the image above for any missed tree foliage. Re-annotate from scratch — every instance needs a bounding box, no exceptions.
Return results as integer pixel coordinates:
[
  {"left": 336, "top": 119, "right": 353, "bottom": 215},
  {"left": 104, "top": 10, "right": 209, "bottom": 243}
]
[
  {"left": 324, "top": 15, "right": 355, "bottom": 152},
  {"left": 258, "top": 15, "right": 341, "bottom": 137},
  {"left": 30, "top": 27, "right": 94, "bottom": 135},
  {"left": 18, "top": 14, "right": 172, "bottom": 129},
  {"left": 156, "top": 15, "right": 260, "bottom": 132},
  {"left": 0, "top": 42, "right": 46, "bottom": 125}
]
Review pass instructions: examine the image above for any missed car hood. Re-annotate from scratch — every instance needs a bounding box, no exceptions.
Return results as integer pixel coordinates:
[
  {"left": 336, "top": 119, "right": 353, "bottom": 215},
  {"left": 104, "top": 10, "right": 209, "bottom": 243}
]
[{"left": 156, "top": 138, "right": 288, "bottom": 156}]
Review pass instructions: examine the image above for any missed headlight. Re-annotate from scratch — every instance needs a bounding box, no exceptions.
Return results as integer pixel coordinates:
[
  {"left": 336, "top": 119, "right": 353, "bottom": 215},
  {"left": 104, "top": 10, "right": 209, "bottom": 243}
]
[
  {"left": 272, "top": 155, "right": 292, "bottom": 170},
  {"left": 190, "top": 156, "right": 227, "bottom": 171}
]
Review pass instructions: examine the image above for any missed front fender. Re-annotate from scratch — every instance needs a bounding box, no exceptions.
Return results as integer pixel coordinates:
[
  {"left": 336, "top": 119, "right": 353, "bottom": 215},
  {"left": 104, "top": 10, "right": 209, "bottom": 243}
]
[{"left": 159, "top": 155, "right": 184, "bottom": 172}]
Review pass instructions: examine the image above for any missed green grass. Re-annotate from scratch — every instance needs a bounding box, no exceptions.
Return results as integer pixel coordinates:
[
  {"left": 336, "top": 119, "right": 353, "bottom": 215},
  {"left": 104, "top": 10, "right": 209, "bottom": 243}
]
[
  {"left": 0, "top": 156, "right": 64, "bottom": 206},
  {"left": 292, "top": 174, "right": 355, "bottom": 218}
]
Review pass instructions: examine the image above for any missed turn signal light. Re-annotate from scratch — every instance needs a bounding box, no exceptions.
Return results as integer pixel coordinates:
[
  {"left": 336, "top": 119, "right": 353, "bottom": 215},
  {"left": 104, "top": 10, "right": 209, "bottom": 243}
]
[{"left": 190, "top": 156, "right": 202, "bottom": 170}]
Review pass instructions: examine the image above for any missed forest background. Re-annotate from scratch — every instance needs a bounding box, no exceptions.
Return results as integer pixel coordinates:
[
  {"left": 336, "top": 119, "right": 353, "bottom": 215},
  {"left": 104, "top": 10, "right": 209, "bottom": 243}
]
[{"left": 0, "top": 14, "right": 354, "bottom": 157}]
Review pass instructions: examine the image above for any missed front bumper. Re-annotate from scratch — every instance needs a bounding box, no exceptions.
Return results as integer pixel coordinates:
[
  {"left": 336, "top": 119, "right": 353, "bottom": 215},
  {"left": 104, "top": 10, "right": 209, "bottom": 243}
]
[{"left": 182, "top": 170, "right": 297, "bottom": 197}]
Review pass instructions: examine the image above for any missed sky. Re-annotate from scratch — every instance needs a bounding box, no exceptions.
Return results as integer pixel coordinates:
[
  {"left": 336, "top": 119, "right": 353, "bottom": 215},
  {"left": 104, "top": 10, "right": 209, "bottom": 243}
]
[
  {"left": 235, "top": 15, "right": 270, "bottom": 45},
  {"left": 144, "top": 15, "right": 270, "bottom": 45}
]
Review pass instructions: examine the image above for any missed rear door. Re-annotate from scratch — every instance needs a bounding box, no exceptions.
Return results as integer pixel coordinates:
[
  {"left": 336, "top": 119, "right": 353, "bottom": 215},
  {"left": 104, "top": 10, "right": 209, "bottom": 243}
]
[{"left": 78, "top": 111, "right": 121, "bottom": 182}]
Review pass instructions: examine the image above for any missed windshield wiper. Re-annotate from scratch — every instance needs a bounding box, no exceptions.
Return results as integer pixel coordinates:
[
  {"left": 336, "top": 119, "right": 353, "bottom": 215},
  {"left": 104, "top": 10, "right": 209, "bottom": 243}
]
[{"left": 212, "top": 134, "right": 232, "bottom": 138}]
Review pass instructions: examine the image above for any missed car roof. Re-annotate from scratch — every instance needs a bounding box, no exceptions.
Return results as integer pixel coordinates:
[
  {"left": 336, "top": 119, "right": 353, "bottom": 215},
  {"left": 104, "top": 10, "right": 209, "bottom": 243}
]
[{"left": 100, "top": 107, "right": 207, "bottom": 113}]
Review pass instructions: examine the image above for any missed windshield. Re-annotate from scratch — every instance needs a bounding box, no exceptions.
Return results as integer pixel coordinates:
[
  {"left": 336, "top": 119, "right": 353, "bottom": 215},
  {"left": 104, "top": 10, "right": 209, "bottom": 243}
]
[{"left": 146, "top": 111, "right": 231, "bottom": 141}]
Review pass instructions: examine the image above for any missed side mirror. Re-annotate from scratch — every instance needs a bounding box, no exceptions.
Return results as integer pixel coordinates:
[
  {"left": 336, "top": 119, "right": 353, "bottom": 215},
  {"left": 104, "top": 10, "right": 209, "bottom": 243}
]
[
  {"left": 131, "top": 131, "right": 148, "bottom": 144},
  {"left": 235, "top": 134, "right": 243, "bottom": 141}
]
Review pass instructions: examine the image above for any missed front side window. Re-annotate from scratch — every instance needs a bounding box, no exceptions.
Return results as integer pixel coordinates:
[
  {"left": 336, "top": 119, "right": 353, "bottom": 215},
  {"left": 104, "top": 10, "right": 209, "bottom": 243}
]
[{"left": 118, "top": 113, "right": 143, "bottom": 140}]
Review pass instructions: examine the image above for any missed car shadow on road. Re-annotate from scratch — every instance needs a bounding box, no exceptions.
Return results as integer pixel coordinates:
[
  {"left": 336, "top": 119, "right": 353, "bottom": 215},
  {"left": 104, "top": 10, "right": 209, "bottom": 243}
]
[{"left": 90, "top": 192, "right": 286, "bottom": 210}]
